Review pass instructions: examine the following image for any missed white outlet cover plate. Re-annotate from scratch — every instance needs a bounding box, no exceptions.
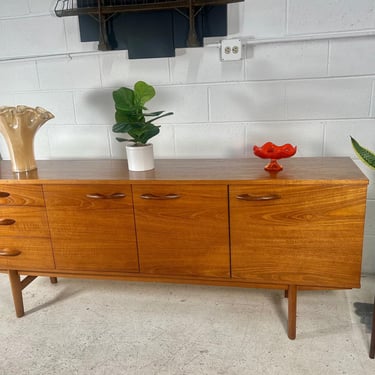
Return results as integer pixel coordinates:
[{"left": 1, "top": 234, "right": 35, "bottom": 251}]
[{"left": 221, "top": 39, "right": 242, "bottom": 61}]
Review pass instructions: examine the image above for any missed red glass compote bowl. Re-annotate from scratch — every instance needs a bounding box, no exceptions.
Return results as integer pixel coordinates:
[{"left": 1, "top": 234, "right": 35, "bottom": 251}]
[{"left": 253, "top": 142, "right": 297, "bottom": 172}]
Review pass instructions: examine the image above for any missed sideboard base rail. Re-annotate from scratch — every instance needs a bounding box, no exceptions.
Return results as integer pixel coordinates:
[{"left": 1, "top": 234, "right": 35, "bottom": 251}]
[{"left": 6, "top": 270, "right": 349, "bottom": 340}]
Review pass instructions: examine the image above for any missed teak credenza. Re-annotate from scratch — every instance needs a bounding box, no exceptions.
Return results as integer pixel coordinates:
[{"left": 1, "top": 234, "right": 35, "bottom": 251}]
[{"left": 0, "top": 157, "right": 369, "bottom": 339}]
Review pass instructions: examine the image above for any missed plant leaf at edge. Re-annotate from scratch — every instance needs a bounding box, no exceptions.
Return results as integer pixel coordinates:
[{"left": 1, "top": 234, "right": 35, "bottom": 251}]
[{"left": 350, "top": 136, "right": 375, "bottom": 169}]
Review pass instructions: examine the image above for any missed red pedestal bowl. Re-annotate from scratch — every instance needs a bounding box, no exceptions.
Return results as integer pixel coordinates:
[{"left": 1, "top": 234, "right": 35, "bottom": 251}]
[{"left": 253, "top": 142, "right": 297, "bottom": 172}]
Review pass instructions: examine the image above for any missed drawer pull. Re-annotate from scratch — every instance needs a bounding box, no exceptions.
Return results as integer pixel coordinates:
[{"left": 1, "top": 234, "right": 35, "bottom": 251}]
[
  {"left": 140, "top": 193, "right": 181, "bottom": 200},
  {"left": 236, "top": 193, "right": 281, "bottom": 201},
  {"left": 0, "top": 192, "right": 10, "bottom": 198},
  {"left": 0, "top": 248, "right": 21, "bottom": 257},
  {"left": 0, "top": 218, "right": 16, "bottom": 225},
  {"left": 86, "top": 193, "right": 126, "bottom": 199}
]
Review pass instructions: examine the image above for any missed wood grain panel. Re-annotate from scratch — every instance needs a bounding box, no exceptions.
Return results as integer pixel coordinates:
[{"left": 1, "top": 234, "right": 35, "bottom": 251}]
[
  {"left": 230, "top": 184, "right": 368, "bottom": 287},
  {"left": 133, "top": 184, "right": 230, "bottom": 278},
  {"left": 43, "top": 184, "right": 133, "bottom": 209},
  {"left": 0, "top": 185, "right": 44, "bottom": 206},
  {"left": 0, "top": 207, "right": 50, "bottom": 237},
  {"left": 44, "top": 184, "right": 139, "bottom": 272},
  {"left": 0, "top": 237, "right": 54, "bottom": 270}
]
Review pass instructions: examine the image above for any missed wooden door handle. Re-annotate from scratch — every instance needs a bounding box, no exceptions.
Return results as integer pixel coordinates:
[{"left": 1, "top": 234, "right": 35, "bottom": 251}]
[
  {"left": 0, "top": 248, "right": 21, "bottom": 256},
  {"left": 0, "top": 218, "right": 16, "bottom": 225},
  {"left": 236, "top": 193, "right": 281, "bottom": 201},
  {"left": 140, "top": 193, "right": 181, "bottom": 200},
  {"left": 0, "top": 192, "right": 10, "bottom": 198},
  {"left": 86, "top": 193, "right": 126, "bottom": 199}
]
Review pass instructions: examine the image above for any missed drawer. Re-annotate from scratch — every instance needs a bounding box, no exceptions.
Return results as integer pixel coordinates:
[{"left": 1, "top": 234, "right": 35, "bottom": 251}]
[
  {"left": 0, "top": 206, "right": 49, "bottom": 237},
  {"left": 0, "top": 237, "right": 54, "bottom": 270},
  {"left": 43, "top": 184, "right": 133, "bottom": 209},
  {"left": 0, "top": 207, "right": 50, "bottom": 237},
  {"left": 0, "top": 185, "right": 44, "bottom": 206}
]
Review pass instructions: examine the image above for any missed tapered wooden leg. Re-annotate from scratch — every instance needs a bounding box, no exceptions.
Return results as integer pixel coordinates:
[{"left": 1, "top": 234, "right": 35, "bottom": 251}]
[
  {"left": 370, "top": 296, "right": 375, "bottom": 359},
  {"left": 8, "top": 270, "right": 25, "bottom": 318},
  {"left": 287, "top": 284, "right": 297, "bottom": 340},
  {"left": 284, "top": 290, "right": 288, "bottom": 298},
  {"left": 50, "top": 277, "right": 58, "bottom": 284}
]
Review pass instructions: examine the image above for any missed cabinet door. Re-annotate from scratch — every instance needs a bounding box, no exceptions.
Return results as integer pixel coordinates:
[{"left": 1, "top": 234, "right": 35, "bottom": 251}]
[
  {"left": 230, "top": 184, "right": 367, "bottom": 287},
  {"left": 132, "top": 184, "right": 229, "bottom": 278},
  {"left": 44, "top": 184, "right": 138, "bottom": 272},
  {"left": 0, "top": 185, "right": 54, "bottom": 270}
]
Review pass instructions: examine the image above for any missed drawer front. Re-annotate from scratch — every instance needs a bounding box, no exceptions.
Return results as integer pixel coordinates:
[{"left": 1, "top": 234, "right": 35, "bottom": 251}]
[
  {"left": 230, "top": 184, "right": 368, "bottom": 287},
  {"left": 0, "top": 207, "right": 50, "bottom": 237},
  {"left": 132, "top": 184, "right": 230, "bottom": 278},
  {"left": 0, "top": 185, "right": 44, "bottom": 206},
  {"left": 44, "top": 184, "right": 139, "bottom": 273},
  {"left": 43, "top": 184, "right": 133, "bottom": 209},
  {"left": 0, "top": 237, "right": 54, "bottom": 270}
]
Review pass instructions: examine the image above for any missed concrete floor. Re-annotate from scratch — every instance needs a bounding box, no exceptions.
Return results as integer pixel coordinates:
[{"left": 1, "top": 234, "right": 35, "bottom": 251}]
[{"left": 0, "top": 274, "right": 374, "bottom": 375}]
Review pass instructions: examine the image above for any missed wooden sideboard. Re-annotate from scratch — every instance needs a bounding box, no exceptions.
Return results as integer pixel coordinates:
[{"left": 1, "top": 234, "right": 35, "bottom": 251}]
[{"left": 0, "top": 157, "right": 368, "bottom": 339}]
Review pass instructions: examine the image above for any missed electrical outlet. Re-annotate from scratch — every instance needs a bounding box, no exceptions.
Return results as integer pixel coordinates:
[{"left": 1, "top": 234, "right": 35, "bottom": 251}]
[{"left": 220, "top": 39, "right": 242, "bottom": 61}]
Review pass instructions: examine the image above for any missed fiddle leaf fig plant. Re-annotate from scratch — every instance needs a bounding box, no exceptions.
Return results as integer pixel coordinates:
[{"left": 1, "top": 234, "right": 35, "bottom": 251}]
[
  {"left": 112, "top": 81, "right": 173, "bottom": 146},
  {"left": 351, "top": 136, "right": 375, "bottom": 169}
]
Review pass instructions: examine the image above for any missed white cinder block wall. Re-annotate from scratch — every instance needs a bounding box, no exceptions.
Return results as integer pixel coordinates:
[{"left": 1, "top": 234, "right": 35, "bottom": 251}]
[{"left": 0, "top": 0, "right": 375, "bottom": 272}]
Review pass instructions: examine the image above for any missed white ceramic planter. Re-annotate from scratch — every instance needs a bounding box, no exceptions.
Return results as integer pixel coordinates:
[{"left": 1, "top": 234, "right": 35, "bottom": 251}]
[{"left": 126, "top": 143, "right": 154, "bottom": 171}]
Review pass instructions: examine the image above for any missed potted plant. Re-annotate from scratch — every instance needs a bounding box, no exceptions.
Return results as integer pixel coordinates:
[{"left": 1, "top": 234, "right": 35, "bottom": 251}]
[
  {"left": 112, "top": 81, "right": 173, "bottom": 171},
  {"left": 351, "top": 137, "right": 375, "bottom": 169}
]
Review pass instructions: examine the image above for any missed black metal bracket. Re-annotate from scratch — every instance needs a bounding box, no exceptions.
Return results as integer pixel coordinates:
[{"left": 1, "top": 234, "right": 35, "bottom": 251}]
[{"left": 54, "top": 0, "right": 243, "bottom": 49}]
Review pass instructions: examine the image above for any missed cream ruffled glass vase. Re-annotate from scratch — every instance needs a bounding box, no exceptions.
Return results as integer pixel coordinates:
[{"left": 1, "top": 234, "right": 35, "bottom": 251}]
[{"left": 0, "top": 106, "right": 54, "bottom": 172}]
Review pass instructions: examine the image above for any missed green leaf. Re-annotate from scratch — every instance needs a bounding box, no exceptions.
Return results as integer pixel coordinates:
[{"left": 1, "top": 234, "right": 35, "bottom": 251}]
[
  {"left": 134, "top": 81, "right": 155, "bottom": 107},
  {"left": 113, "top": 87, "right": 135, "bottom": 111},
  {"left": 350, "top": 136, "right": 375, "bottom": 169},
  {"left": 115, "top": 137, "right": 134, "bottom": 143},
  {"left": 112, "top": 122, "right": 130, "bottom": 133},
  {"left": 144, "top": 111, "right": 165, "bottom": 117},
  {"left": 115, "top": 109, "right": 138, "bottom": 124},
  {"left": 127, "top": 123, "right": 160, "bottom": 144},
  {"left": 116, "top": 110, "right": 143, "bottom": 124},
  {"left": 147, "top": 111, "right": 174, "bottom": 123},
  {"left": 137, "top": 125, "right": 160, "bottom": 144},
  {"left": 112, "top": 122, "right": 144, "bottom": 133}
]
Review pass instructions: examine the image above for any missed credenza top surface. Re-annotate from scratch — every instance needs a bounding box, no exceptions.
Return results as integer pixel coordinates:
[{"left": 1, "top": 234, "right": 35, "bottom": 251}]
[{"left": 0, "top": 157, "right": 368, "bottom": 185}]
